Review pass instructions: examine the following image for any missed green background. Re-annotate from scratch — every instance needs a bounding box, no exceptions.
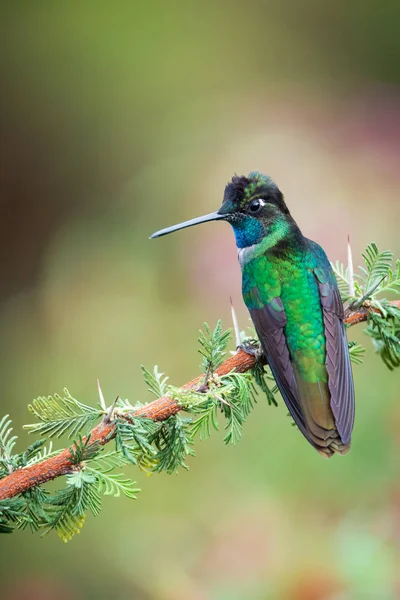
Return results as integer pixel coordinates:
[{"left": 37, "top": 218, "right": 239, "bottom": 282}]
[{"left": 1, "top": 2, "right": 399, "bottom": 598}]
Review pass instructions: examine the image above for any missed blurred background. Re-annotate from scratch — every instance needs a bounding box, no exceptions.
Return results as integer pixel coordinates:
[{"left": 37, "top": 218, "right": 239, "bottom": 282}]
[{"left": 1, "top": 1, "right": 400, "bottom": 599}]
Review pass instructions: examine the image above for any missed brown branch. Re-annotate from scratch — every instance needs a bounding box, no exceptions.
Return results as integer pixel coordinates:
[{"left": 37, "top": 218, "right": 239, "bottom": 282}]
[
  {"left": 344, "top": 299, "right": 400, "bottom": 326},
  {"left": 0, "top": 349, "right": 255, "bottom": 500},
  {"left": 0, "top": 301, "right": 399, "bottom": 501}
]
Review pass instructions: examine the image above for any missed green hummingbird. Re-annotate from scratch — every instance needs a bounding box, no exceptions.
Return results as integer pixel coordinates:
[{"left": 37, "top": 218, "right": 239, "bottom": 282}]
[{"left": 150, "top": 172, "right": 355, "bottom": 457}]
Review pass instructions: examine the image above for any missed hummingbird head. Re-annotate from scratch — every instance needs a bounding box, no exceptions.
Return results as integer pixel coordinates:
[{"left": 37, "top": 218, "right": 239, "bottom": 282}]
[{"left": 150, "top": 171, "right": 294, "bottom": 249}]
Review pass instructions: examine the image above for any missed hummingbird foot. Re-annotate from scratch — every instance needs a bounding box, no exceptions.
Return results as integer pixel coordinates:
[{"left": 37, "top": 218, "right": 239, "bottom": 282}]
[{"left": 239, "top": 339, "right": 266, "bottom": 365}]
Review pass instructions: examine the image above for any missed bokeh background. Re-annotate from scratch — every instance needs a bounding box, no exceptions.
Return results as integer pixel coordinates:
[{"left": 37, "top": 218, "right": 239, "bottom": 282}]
[{"left": 1, "top": 2, "right": 400, "bottom": 599}]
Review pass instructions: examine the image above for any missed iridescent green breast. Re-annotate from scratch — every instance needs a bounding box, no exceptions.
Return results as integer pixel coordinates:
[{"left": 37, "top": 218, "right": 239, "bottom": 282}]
[{"left": 242, "top": 248, "right": 327, "bottom": 383}]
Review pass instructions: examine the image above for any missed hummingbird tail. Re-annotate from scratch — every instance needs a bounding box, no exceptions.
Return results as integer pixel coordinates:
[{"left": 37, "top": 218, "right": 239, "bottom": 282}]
[{"left": 294, "top": 374, "right": 351, "bottom": 458}]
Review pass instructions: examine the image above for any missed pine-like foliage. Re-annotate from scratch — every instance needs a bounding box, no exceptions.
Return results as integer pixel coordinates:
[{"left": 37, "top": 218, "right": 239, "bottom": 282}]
[
  {"left": 198, "top": 320, "right": 232, "bottom": 374},
  {"left": 25, "top": 389, "right": 103, "bottom": 438},
  {"left": 348, "top": 342, "right": 367, "bottom": 365},
  {"left": 141, "top": 366, "right": 169, "bottom": 397},
  {"left": 0, "top": 242, "right": 398, "bottom": 540},
  {"left": 332, "top": 242, "right": 400, "bottom": 368},
  {"left": 331, "top": 260, "right": 352, "bottom": 300},
  {"left": 0, "top": 415, "right": 17, "bottom": 476},
  {"left": 365, "top": 304, "right": 400, "bottom": 369}
]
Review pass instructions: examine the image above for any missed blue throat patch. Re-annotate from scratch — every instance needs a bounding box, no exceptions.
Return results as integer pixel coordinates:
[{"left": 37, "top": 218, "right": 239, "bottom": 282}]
[{"left": 231, "top": 217, "right": 264, "bottom": 248}]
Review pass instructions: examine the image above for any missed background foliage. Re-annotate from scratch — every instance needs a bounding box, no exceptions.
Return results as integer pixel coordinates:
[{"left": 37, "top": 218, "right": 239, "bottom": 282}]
[{"left": 1, "top": 1, "right": 400, "bottom": 599}]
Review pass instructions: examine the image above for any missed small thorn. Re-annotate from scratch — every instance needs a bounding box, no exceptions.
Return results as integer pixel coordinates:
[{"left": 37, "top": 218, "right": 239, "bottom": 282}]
[
  {"left": 349, "top": 276, "right": 385, "bottom": 310},
  {"left": 97, "top": 379, "right": 107, "bottom": 412},
  {"left": 230, "top": 297, "right": 241, "bottom": 350},
  {"left": 102, "top": 396, "right": 120, "bottom": 424},
  {"left": 347, "top": 234, "right": 355, "bottom": 297}
]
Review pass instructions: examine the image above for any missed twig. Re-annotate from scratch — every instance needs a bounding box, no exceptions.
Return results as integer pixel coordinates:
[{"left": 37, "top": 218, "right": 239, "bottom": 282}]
[{"left": 0, "top": 301, "right": 399, "bottom": 501}]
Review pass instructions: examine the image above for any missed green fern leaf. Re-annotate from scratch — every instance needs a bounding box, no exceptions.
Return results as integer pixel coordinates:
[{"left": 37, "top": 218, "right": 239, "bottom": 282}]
[
  {"left": 26, "top": 441, "right": 58, "bottom": 465},
  {"left": 66, "top": 471, "right": 102, "bottom": 517},
  {"left": 198, "top": 321, "right": 232, "bottom": 374},
  {"left": 188, "top": 401, "right": 219, "bottom": 440},
  {"left": 0, "top": 498, "right": 28, "bottom": 533},
  {"left": 152, "top": 416, "right": 195, "bottom": 474},
  {"left": 44, "top": 486, "right": 86, "bottom": 542},
  {"left": 251, "top": 363, "right": 278, "bottom": 406},
  {"left": 0, "top": 415, "right": 17, "bottom": 473},
  {"left": 141, "top": 365, "right": 169, "bottom": 397},
  {"left": 378, "top": 259, "right": 400, "bottom": 295},
  {"left": 86, "top": 465, "right": 140, "bottom": 499},
  {"left": 331, "top": 261, "right": 351, "bottom": 299},
  {"left": 348, "top": 342, "right": 366, "bottom": 365},
  {"left": 361, "top": 243, "right": 393, "bottom": 291},
  {"left": 365, "top": 305, "right": 400, "bottom": 369},
  {"left": 25, "top": 388, "right": 102, "bottom": 438}
]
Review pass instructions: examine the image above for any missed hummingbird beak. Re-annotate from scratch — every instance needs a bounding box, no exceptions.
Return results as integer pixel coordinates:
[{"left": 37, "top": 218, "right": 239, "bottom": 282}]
[{"left": 149, "top": 211, "right": 225, "bottom": 239}]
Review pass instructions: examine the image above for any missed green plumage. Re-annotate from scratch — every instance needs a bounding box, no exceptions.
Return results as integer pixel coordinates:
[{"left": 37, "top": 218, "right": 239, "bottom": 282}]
[{"left": 242, "top": 245, "right": 327, "bottom": 383}]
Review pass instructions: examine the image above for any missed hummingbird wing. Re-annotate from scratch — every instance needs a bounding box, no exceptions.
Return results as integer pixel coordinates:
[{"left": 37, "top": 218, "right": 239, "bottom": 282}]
[
  {"left": 313, "top": 263, "right": 355, "bottom": 445},
  {"left": 249, "top": 297, "right": 317, "bottom": 449}
]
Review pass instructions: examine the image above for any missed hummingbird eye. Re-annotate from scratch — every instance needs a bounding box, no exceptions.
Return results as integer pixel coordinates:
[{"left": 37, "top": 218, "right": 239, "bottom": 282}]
[{"left": 248, "top": 199, "right": 265, "bottom": 214}]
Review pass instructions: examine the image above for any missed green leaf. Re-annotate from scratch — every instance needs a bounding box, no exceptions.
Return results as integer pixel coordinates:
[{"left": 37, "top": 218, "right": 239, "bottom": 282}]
[
  {"left": 188, "top": 400, "right": 219, "bottom": 440},
  {"left": 89, "top": 449, "right": 130, "bottom": 470},
  {"left": 0, "top": 415, "right": 17, "bottom": 474},
  {"left": 378, "top": 259, "right": 400, "bottom": 296},
  {"left": 44, "top": 470, "right": 103, "bottom": 541},
  {"left": 0, "top": 498, "right": 28, "bottom": 534},
  {"left": 152, "top": 416, "right": 195, "bottom": 474},
  {"left": 331, "top": 260, "right": 351, "bottom": 300},
  {"left": 141, "top": 365, "right": 169, "bottom": 397},
  {"left": 26, "top": 441, "right": 58, "bottom": 466},
  {"left": 219, "top": 374, "right": 250, "bottom": 445},
  {"left": 17, "top": 488, "right": 51, "bottom": 532},
  {"left": 360, "top": 243, "right": 393, "bottom": 292},
  {"left": 66, "top": 470, "right": 102, "bottom": 517},
  {"left": 251, "top": 362, "right": 278, "bottom": 406},
  {"left": 114, "top": 417, "right": 159, "bottom": 467},
  {"left": 69, "top": 434, "right": 102, "bottom": 464},
  {"left": 365, "top": 304, "right": 400, "bottom": 370},
  {"left": 25, "top": 388, "right": 103, "bottom": 439},
  {"left": 86, "top": 465, "right": 140, "bottom": 499},
  {"left": 198, "top": 321, "right": 232, "bottom": 374},
  {"left": 44, "top": 485, "right": 86, "bottom": 542},
  {"left": 348, "top": 342, "right": 366, "bottom": 365}
]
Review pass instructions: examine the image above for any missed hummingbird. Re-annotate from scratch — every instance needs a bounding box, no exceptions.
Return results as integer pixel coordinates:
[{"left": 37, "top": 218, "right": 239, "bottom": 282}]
[{"left": 150, "top": 172, "right": 355, "bottom": 457}]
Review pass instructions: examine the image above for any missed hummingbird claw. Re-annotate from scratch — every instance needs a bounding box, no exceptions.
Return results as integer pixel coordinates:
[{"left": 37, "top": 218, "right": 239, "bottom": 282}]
[{"left": 239, "top": 339, "right": 266, "bottom": 364}]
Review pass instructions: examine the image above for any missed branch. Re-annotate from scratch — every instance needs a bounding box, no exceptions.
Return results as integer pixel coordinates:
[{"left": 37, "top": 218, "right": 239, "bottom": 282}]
[
  {"left": 344, "top": 299, "right": 400, "bottom": 326},
  {"left": 0, "top": 350, "right": 255, "bottom": 500},
  {"left": 0, "top": 301, "right": 399, "bottom": 501}
]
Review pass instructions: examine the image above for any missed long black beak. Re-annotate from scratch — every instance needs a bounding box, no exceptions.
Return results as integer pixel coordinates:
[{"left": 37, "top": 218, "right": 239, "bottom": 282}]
[{"left": 149, "top": 211, "right": 225, "bottom": 239}]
